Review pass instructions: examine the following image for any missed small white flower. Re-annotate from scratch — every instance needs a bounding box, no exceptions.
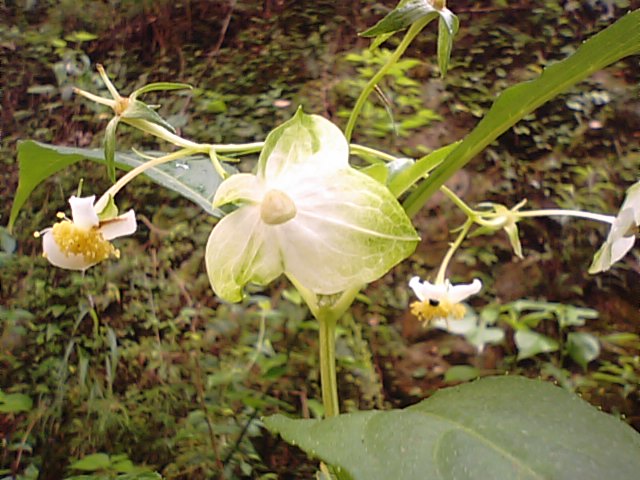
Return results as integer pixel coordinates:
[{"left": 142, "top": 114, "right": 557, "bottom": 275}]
[
  {"left": 589, "top": 181, "right": 640, "bottom": 274},
  {"left": 205, "top": 110, "right": 419, "bottom": 302},
  {"left": 40, "top": 195, "right": 136, "bottom": 271},
  {"left": 408, "top": 276, "right": 482, "bottom": 325}
]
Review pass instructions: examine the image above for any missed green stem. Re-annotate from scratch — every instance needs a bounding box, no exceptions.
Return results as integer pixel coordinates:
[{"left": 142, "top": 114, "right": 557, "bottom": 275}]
[
  {"left": 350, "top": 143, "right": 399, "bottom": 163},
  {"left": 511, "top": 209, "right": 615, "bottom": 224},
  {"left": 440, "top": 185, "right": 475, "bottom": 217},
  {"left": 96, "top": 148, "right": 198, "bottom": 210},
  {"left": 436, "top": 218, "right": 473, "bottom": 284},
  {"left": 318, "top": 313, "right": 339, "bottom": 418},
  {"left": 344, "top": 17, "right": 431, "bottom": 142}
]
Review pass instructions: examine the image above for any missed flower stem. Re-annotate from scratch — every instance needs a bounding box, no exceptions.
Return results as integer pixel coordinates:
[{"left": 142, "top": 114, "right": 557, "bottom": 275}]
[
  {"left": 318, "top": 313, "right": 339, "bottom": 418},
  {"left": 436, "top": 218, "right": 473, "bottom": 284},
  {"left": 96, "top": 148, "right": 198, "bottom": 210},
  {"left": 344, "top": 16, "right": 431, "bottom": 142},
  {"left": 350, "top": 143, "right": 399, "bottom": 163},
  {"left": 511, "top": 209, "right": 615, "bottom": 224}
]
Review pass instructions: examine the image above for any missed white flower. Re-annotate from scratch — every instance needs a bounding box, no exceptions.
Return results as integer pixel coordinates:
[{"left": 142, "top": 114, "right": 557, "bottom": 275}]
[
  {"left": 408, "top": 276, "right": 482, "bottom": 325},
  {"left": 205, "top": 110, "right": 419, "bottom": 302},
  {"left": 589, "top": 181, "right": 640, "bottom": 274},
  {"left": 40, "top": 195, "right": 136, "bottom": 271}
]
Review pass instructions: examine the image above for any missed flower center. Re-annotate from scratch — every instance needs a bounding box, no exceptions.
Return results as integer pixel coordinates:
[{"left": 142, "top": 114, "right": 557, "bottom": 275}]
[
  {"left": 51, "top": 221, "right": 118, "bottom": 263},
  {"left": 410, "top": 299, "right": 466, "bottom": 326},
  {"left": 260, "top": 190, "right": 297, "bottom": 225}
]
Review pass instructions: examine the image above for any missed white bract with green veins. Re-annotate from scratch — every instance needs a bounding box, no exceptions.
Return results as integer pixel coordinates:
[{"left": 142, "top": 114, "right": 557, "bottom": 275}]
[
  {"left": 205, "top": 110, "right": 419, "bottom": 302},
  {"left": 590, "top": 180, "right": 640, "bottom": 274}
]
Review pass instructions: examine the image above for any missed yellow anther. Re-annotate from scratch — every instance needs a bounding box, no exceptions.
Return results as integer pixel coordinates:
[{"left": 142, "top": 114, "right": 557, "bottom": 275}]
[
  {"left": 51, "top": 221, "right": 117, "bottom": 263},
  {"left": 410, "top": 299, "right": 466, "bottom": 326},
  {"left": 56, "top": 212, "right": 66, "bottom": 219},
  {"left": 33, "top": 231, "right": 41, "bottom": 238}
]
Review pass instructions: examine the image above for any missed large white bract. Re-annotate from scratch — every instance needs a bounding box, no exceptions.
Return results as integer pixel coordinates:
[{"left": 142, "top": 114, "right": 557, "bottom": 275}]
[
  {"left": 590, "top": 180, "right": 640, "bottom": 274},
  {"left": 205, "top": 110, "right": 419, "bottom": 302}
]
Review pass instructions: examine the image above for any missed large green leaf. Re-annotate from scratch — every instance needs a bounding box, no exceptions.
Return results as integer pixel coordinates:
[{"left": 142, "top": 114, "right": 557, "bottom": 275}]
[
  {"left": 9, "top": 141, "right": 229, "bottom": 230},
  {"left": 404, "top": 9, "right": 640, "bottom": 216},
  {"left": 264, "top": 376, "right": 640, "bottom": 480}
]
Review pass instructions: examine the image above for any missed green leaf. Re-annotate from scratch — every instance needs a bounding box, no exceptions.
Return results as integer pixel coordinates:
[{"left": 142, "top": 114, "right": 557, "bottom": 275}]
[
  {"left": 69, "top": 453, "right": 111, "bottom": 471},
  {"left": 130, "top": 82, "right": 192, "bottom": 100},
  {"left": 120, "top": 99, "right": 176, "bottom": 133},
  {"left": 8, "top": 141, "right": 230, "bottom": 230},
  {"left": 104, "top": 116, "right": 119, "bottom": 182},
  {"left": 0, "top": 391, "right": 32, "bottom": 413},
  {"left": 389, "top": 142, "right": 459, "bottom": 197},
  {"left": 436, "top": 10, "right": 459, "bottom": 77},
  {"left": 567, "top": 332, "right": 600, "bottom": 369},
  {"left": 404, "top": 9, "right": 640, "bottom": 216},
  {"left": 264, "top": 376, "right": 640, "bottom": 480},
  {"left": 361, "top": 0, "right": 439, "bottom": 37},
  {"left": 515, "top": 330, "right": 559, "bottom": 360}
]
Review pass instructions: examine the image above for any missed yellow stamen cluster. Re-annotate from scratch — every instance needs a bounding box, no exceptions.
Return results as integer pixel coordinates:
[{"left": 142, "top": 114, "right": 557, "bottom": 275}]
[
  {"left": 51, "top": 221, "right": 118, "bottom": 263},
  {"left": 410, "top": 299, "right": 466, "bottom": 326}
]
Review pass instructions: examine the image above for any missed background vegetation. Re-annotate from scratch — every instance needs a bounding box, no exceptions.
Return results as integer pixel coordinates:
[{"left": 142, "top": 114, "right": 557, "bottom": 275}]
[{"left": 1, "top": 0, "right": 639, "bottom": 478}]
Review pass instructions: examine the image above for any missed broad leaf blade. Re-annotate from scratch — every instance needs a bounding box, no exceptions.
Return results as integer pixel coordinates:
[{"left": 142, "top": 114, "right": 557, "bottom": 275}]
[
  {"left": 265, "top": 376, "right": 640, "bottom": 480},
  {"left": 404, "top": 9, "right": 640, "bottom": 216},
  {"left": 8, "top": 141, "right": 229, "bottom": 230}
]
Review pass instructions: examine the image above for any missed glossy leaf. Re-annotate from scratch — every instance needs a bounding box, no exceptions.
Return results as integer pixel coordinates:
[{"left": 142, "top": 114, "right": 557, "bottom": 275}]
[
  {"left": 8, "top": 141, "right": 229, "bottom": 231},
  {"left": 404, "top": 9, "right": 640, "bottom": 216},
  {"left": 567, "top": 332, "right": 600, "bottom": 369},
  {"left": 265, "top": 376, "right": 640, "bottom": 480},
  {"left": 515, "top": 329, "right": 559, "bottom": 360},
  {"left": 436, "top": 10, "right": 459, "bottom": 76}
]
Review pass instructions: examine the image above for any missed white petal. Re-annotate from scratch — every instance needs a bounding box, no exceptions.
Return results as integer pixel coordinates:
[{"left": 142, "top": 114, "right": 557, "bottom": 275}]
[
  {"left": 206, "top": 206, "right": 282, "bottom": 302},
  {"left": 42, "top": 230, "right": 95, "bottom": 270},
  {"left": 99, "top": 210, "right": 137, "bottom": 240},
  {"left": 620, "top": 180, "right": 640, "bottom": 225},
  {"left": 409, "top": 277, "right": 448, "bottom": 302},
  {"left": 609, "top": 235, "right": 636, "bottom": 266},
  {"left": 448, "top": 279, "right": 483, "bottom": 304},
  {"left": 69, "top": 195, "right": 99, "bottom": 229},
  {"left": 608, "top": 208, "right": 635, "bottom": 243}
]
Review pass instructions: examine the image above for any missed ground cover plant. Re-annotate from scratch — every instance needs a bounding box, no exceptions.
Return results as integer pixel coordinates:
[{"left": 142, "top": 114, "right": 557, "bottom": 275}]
[{"left": 2, "top": 1, "right": 640, "bottom": 478}]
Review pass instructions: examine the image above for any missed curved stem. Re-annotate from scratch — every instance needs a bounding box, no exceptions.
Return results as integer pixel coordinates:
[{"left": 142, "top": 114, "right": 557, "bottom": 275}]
[
  {"left": 318, "top": 313, "right": 339, "bottom": 418},
  {"left": 436, "top": 218, "right": 473, "bottom": 284},
  {"left": 440, "top": 185, "right": 476, "bottom": 217},
  {"left": 350, "top": 143, "right": 399, "bottom": 163},
  {"left": 96, "top": 148, "right": 197, "bottom": 210},
  {"left": 344, "top": 17, "right": 431, "bottom": 142},
  {"left": 511, "top": 209, "right": 615, "bottom": 224}
]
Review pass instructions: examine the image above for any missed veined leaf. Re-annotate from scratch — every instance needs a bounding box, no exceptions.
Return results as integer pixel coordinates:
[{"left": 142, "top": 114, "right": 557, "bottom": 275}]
[
  {"left": 404, "top": 9, "right": 640, "bottom": 216},
  {"left": 265, "top": 376, "right": 640, "bottom": 480},
  {"left": 8, "top": 141, "right": 230, "bottom": 230},
  {"left": 361, "top": 0, "right": 440, "bottom": 37},
  {"left": 121, "top": 99, "right": 176, "bottom": 133},
  {"left": 130, "top": 82, "right": 192, "bottom": 100}
]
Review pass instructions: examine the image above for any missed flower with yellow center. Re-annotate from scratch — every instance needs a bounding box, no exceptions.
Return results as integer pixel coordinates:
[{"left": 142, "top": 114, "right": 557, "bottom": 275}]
[
  {"left": 39, "top": 195, "right": 136, "bottom": 271},
  {"left": 409, "top": 276, "right": 482, "bottom": 325}
]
